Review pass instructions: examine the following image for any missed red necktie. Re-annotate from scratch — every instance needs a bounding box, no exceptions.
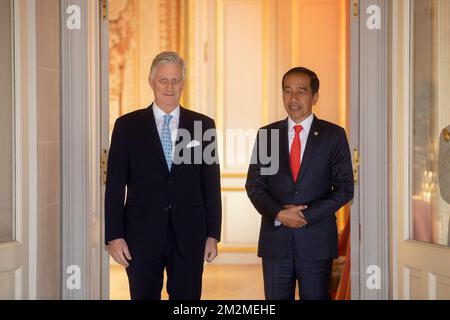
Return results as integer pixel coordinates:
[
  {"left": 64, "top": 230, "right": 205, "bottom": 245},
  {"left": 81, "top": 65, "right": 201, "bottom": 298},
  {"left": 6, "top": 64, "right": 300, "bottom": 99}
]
[{"left": 290, "top": 125, "right": 303, "bottom": 183}]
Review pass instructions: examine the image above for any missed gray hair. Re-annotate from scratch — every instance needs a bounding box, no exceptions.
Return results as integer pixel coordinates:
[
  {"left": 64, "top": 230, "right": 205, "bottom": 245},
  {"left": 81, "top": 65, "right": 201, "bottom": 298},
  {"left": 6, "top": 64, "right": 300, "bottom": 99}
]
[{"left": 149, "top": 51, "right": 186, "bottom": 81}]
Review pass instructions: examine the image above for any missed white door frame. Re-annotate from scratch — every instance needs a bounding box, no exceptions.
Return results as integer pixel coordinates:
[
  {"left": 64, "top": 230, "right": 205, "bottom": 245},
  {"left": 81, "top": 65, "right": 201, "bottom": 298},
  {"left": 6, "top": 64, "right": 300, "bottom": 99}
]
[
  {"left": 350, "top": 0, "right": 389, "bottom": 299},
  {"left": 99, "top": 0, "right": 110, "bottom": 300},
  {"left": 349, "top": 0, "right": 361, "bottom": 300},
  {"left": 0, "top": 0, "right": 37, "bottom": 300},
  {"left": 61, "top": 0, "right": 108, "bottom": 299},
  {"left": 58, "top": 0, "right": 391, "bottom": 300},
  {"left": 389, "top": 0, "right": 407, "bottom": 300}
]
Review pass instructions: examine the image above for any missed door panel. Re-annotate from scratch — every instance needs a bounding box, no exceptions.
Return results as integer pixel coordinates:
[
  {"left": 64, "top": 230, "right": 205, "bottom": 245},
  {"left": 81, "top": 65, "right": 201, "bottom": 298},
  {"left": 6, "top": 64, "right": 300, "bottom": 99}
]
[
  {"left": 0, "top": 0, "right": 31, "bottom": 299},
  {"left": 392, "top": 0, "right": 450, "bottom": 300},
  {"left": 0, "top": 0, "right": 14, "bottom": 245}
]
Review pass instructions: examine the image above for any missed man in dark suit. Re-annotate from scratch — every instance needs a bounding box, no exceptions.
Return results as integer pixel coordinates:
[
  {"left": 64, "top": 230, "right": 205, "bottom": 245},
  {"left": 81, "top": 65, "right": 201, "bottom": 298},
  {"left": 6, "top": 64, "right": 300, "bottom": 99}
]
[
  {"left": 245, "top": 67, "right": 354, "bottom": 300},
  {"left": 105, "top": 51, "right": 222, "bottom": 300}
]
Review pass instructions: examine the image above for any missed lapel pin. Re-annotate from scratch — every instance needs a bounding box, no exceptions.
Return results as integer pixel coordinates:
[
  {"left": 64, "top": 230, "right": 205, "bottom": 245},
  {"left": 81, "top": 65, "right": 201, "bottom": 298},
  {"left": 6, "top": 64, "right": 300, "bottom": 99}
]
[{"left": 314, "top": 131, "right": 319, "bottom": 136}]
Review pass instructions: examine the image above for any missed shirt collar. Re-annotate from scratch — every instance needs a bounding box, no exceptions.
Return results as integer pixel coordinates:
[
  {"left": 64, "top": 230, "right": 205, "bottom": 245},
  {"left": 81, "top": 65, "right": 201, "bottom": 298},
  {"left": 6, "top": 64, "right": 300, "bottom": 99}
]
[
  {"left": 153, "top": 103, "right": 180, "bottom": 122},
  {"left": 288, "top": 112, "right": 314, "bottom": 134}
]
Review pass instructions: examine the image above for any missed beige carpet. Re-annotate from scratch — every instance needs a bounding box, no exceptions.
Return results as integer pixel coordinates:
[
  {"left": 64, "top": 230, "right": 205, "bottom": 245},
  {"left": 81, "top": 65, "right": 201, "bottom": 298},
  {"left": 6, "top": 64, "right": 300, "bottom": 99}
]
[{"left": 110, "top": 262, "right": 267, "bottom": 300}]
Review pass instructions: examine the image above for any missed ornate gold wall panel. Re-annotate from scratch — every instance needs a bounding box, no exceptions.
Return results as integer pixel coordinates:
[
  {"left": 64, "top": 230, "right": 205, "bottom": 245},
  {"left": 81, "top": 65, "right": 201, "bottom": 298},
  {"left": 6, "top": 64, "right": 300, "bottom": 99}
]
[{"left": 109, "top": 0, "right": 138, "bottom": 133}]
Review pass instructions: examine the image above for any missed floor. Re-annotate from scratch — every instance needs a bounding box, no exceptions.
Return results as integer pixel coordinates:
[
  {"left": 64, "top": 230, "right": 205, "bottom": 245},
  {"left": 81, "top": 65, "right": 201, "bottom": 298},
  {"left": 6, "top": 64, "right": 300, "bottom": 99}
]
[
  {"left": 110, "top": 259, "right": 342, "bottom": 300},
  {"left": 110, "top": 262, "right": 267, "bottom": 300}
]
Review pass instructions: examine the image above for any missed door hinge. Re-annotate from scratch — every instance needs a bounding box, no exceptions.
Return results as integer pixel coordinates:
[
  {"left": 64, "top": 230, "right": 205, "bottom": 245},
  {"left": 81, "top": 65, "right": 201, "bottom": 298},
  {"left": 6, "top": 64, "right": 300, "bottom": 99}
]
[
  {"left": 353, "top": 0, "right": 359, "bottom": 17},
  {"left": 101, "top": 0, "right": 108, "bottom": 20},
  {"left": 101, "top": 149, "right": 108, "bottom": 185},
  {"left": 353, "top": 148, "right": 360, "bottom": 185}
]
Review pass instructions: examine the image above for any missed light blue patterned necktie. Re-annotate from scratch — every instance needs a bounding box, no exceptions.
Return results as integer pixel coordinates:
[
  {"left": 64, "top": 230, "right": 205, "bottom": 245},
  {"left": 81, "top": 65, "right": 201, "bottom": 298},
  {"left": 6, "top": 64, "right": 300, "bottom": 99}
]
[{"left": 161, "top": 114, "right": 173, "bottom": 171}]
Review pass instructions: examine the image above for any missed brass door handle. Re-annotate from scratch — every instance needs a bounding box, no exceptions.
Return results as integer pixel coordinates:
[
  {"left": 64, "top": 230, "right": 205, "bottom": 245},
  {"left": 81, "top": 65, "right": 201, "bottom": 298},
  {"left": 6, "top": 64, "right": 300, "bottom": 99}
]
[{"left": 443, "top": 128, "right": 450, "bottom": 142}]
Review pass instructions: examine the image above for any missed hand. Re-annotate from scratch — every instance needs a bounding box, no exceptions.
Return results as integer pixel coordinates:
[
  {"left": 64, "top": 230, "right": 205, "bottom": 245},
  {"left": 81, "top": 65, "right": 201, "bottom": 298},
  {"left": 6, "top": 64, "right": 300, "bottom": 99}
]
[
  {"left": 276, "top": 205, "right": 308, "bottom": 228},
  {"left": 108, "top": 238, "right": 132, "bottom": 268},
  {"left": 204, "top": 237, "right": 218, "bottom": 263}
]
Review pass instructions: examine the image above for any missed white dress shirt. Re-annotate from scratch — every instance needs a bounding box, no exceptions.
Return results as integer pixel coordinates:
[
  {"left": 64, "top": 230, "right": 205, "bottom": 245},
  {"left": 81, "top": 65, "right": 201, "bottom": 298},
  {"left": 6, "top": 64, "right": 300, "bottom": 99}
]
[
  {"left": 275, "top": 112, "right": 315, "bottom": 227},
  {"left": 287, "top": 112, "right": 314, "bottom": 161},
  {"left": 153, "top": 103, "right": 180, "bottom": 157}
]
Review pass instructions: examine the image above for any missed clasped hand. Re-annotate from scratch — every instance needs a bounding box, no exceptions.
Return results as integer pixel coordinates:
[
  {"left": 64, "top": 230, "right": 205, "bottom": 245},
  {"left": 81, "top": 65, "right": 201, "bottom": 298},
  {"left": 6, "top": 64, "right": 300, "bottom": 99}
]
[{"left": 276, "top": 204, "right": 308, "bottom": 228}]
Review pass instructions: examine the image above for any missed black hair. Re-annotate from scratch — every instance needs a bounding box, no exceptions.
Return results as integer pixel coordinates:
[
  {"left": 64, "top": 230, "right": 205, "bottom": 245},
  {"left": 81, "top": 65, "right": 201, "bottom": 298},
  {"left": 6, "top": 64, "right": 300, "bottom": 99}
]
[{"left": 282, "top": 67, "right": 320, "bottom": 95}]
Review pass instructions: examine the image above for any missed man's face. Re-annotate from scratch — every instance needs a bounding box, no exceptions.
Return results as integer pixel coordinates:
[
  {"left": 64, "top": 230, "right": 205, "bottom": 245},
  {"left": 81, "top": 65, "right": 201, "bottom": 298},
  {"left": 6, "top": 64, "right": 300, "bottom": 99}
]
[
  {"left": 282, "top": 73, "right": 318, "bottom": 123},
  {"left": 149, "top": 63, "right": 184, "bottom": 111}
]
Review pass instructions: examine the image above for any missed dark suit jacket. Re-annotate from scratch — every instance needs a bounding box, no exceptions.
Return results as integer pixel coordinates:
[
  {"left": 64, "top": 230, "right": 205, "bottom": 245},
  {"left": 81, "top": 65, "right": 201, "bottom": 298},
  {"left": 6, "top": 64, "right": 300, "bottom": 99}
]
[
  {"left": 104, "top": 104, "right": 222, "bottom": 261},
  {"left": 245, "top": 115, "right": 354, "bottom": 260}
]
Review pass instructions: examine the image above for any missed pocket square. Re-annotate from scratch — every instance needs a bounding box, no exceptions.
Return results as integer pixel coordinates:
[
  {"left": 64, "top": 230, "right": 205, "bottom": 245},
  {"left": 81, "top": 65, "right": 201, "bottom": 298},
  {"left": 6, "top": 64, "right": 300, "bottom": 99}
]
[{"left": 186, "top": 140, "right": 201, "bottom": 148}]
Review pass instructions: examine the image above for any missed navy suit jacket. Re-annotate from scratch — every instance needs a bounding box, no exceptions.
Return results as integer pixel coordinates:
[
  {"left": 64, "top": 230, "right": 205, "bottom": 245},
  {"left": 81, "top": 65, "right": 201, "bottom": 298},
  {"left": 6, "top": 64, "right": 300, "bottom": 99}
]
[
  {"left": 104, "top": 105, "right": 222, "bottom": 261},
  {"left": 245, "top": 115, "right": 354, "bottom": 260}
]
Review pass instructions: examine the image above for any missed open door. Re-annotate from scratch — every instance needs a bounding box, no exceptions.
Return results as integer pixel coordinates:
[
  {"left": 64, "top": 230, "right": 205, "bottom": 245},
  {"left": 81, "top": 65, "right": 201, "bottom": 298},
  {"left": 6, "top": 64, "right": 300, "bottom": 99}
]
[
  {"left": 0, "top": 0, "right": 30, "bottom": 300},
  {"left": 391, "top": 0, "right": 450, "bottom": 300}
]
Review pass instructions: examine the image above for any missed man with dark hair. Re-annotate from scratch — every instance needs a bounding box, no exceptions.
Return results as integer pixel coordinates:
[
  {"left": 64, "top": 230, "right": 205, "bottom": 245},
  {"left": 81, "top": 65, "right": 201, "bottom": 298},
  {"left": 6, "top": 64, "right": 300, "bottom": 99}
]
[
  {"left": 246, "top": 67, "right": 354, "bottom": 300},
  {"left": 282, "top": 67, "right": 320, "bottom": 95}
]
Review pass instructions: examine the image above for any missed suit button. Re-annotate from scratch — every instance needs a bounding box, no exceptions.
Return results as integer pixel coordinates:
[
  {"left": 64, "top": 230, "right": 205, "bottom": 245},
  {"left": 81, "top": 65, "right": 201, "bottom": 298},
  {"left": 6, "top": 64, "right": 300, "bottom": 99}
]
[
  {"left": 295, "top": 190, "right": 300, "bottom": 195},
  {"left": 164, "top": 207, "right": 169, "bottom": 212},
  {"left": 168, "top": 180, "right": 174, "bottom": 185}
]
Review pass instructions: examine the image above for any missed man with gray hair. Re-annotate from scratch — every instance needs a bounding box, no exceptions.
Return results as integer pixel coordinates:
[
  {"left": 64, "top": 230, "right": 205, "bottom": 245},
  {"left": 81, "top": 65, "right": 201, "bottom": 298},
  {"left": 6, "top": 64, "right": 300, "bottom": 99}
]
[{"left": 105, "top": 51, "right": 222, "bottom": 300}]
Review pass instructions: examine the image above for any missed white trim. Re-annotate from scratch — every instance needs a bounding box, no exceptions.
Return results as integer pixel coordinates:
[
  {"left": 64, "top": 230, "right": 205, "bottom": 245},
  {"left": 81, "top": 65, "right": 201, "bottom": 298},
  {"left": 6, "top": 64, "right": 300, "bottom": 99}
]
[
  {"left": 100, "top": 0, "right": 110, "bottom": 300},
  {"left": 13, "top": 0, "right": 21, "bottom": 250},
  {"left": 403, "top": 0, "right": 411, "bottom": 243},
  {"left": 13, "top": 0, "right": 23, "bottom": 300},
  {"left": 390, "top": 0, "right": 411, "bottom": 300},
  {"left": 403, "top": 266, "right": 410, "bottom": 300},
  {"left": 349, "top": 0, "right": 360, "bottom": 300},
  {"left": 358, "top": 0, "right": 389, "bottom": 300},
  {"left": 61, "top": 0, "right": 104, "bottom": 299},
  {"left": 61, "top": 0, "right": 89, "bottom": 299},
  {"left": 25, "top": 0, "right": 37, "bottom": 300},
  {"left": 390, "top": 0, "right": 399, "bottom": 301},
  {"left": 87, "top": 0, "right": 102, "bottom": 299},
  {"left": 11, "top": 0, "right": 17, "bottom": 245}
]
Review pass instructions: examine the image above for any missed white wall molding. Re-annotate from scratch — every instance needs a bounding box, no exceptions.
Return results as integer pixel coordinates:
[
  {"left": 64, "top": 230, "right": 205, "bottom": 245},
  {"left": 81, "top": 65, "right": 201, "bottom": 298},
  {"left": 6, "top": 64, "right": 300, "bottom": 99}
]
[
  {"left": 25, "top": 0, "right": 37, "bottom": 300},
  {"left": 357, "top": 0, "right": 389, "bottom": 300},
  {"left": 349, "top": 0, "right": 361, "bottom": 300},
  {"left": 61, "top": 0, "right": 102, "bottom": 299}
]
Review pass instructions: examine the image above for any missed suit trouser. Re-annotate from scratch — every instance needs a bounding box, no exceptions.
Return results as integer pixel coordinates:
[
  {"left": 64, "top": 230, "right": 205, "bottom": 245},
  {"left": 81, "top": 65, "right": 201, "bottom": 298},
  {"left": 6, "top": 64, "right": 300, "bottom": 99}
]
[
  {"left": 262, "top": 250, "right": 333, "bottom": 300},
  {"left": 125, "top": 213, "right": 204, "bottom": 300}
]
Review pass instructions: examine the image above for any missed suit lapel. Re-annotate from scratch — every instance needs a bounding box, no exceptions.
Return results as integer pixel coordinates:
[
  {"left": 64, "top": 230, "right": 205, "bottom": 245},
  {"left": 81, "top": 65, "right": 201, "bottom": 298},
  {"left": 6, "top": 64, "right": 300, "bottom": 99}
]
[
  {"left": 296, "top": 115, "right": 321, "bottom": 184},
  {"left": 175, "top": 107, "right": 191, "bottom": 143},
  {"left": 170, "top": 107, "right": 193, "bottom": 177},
  {"left": 145, "top": 104, "right": 169, "bottom": 174}
]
